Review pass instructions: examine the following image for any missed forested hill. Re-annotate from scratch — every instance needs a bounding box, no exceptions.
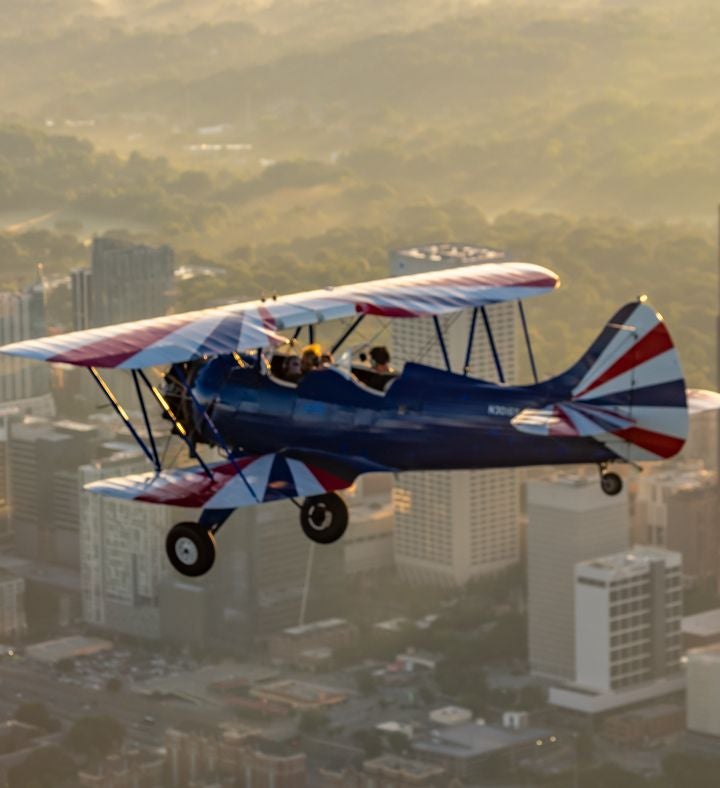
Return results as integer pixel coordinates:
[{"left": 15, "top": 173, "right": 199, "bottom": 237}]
[{"left": 3, "top": 1, "right": 720, "bottom": 219}]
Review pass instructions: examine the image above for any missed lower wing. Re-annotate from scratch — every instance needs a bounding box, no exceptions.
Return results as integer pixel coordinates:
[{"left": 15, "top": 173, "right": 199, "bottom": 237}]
[{"left": 84, "top": 450, "right": 391, "bottom": 510}]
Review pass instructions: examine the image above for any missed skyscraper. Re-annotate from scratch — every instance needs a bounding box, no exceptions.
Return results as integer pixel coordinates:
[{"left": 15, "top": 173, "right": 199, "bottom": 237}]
[
  {"left": 390, "top": 244, "right": 520, "bottom": 586},
  {"left": 0, "top": 267, "right": 53, "bottom": 414},
  {"left": 527, "top": 474, "right": 630, "bottom": 681},
  {"left": 71, "top": 238, "right": 175, "bottom": 329}
]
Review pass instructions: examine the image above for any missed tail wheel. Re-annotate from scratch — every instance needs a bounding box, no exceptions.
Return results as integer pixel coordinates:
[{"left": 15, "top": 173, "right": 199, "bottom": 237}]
[
  {"left": 300, "top": 493, "right": 349, "bottom": 544},
  {"left": 601, "top": 472, "right": 623, "bottom": 497},
  {"left": 166, "top": 522, "right": 216, "bottom": 576}
]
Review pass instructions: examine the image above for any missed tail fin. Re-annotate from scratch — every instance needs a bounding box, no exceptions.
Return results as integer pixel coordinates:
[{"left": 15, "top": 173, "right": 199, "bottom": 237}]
[{"left": 513, "top": 300, "right": 688, "bottom": 463}]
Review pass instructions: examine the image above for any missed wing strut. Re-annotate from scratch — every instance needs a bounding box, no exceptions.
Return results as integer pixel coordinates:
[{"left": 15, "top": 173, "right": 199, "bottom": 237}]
[
  {"left": 136, "top": 370, "right": 215, "bottom": 480},
  {"left": 481, "top": 306, "right": 505, "bottom": 383},
  {"left": 171, "top": 366, "right": 260, "bottom": 504},
  {"left": 463, "top": 308, "right": 479, "bottom": 375},
  {"left": 89, "top": 367, "right": 161, "bottom": 472},
  {"left": 518, "top": 301, "right": 539, "bottom": 384},
  {"left": 433, "top": 316, "right": 452, "bottom": 372}
]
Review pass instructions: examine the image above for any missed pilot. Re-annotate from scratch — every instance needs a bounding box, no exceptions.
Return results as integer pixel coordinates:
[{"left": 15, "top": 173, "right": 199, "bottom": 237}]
[
  {"left": 370, "top": 346, "right": 391, "bottom": 374},
  {"left": 300, "top": 344, "right": 322, "bottom": 375},
  {"left": 284, "top": 355, "right": 302, "bottom": 382}
]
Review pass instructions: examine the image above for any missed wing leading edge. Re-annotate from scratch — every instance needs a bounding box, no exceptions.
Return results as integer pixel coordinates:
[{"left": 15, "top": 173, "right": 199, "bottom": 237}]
[{"left": 0, "top": 261, "right": 559, "bottom": 369}]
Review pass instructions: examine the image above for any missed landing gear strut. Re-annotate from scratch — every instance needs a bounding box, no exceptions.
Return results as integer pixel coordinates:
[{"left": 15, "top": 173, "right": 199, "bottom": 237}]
[
  {"left": 166, "top": 522, "right": 216, "bottom": 577},
  {"left": 300, "top": 493, "right": 349, "bottom": 544},
  {"left": 599, "top": 466, "right": 623, "bottom": 496}
]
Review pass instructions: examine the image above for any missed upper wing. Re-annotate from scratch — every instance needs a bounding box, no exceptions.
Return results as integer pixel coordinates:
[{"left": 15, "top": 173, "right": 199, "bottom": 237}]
[{"left": 0, "top": 261, "right": 558, "bottom": 369}]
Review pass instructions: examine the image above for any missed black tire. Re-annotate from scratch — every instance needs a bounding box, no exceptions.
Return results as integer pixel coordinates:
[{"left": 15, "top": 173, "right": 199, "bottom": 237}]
[
  {"left": 300, "top": 493, "right": 349, "bottom": 544},
  {"left": 166, "top": 522, "right": 216, "bottom": 577},
  {"left": 600, "top": 472, "right": 623, "bottom": 497}
]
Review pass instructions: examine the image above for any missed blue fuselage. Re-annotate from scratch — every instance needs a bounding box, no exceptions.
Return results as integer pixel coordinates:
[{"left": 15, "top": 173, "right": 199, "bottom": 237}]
[{"left": 190, "top": 357, "right": 614, "bottom": 471}]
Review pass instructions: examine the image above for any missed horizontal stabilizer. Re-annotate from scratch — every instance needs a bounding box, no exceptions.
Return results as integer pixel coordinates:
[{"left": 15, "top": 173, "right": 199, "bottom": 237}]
[
  {"left": 686, "top": 388, "right": 720, "bottom": 415},
  {"left": 84, "top": 450, "right": 389, "bottom": 510}
]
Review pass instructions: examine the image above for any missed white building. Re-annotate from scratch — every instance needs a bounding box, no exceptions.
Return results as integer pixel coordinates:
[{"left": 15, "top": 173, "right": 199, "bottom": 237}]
[
  {"left": 574, "top": 547, "right": 683, "bottom": 693},
  {"left": 390, "top": 244, "right": 520, "bottom": 586},
  {"left": 80, "top": 452, "right": 176, "bottom": 639},
  {"left": 687, "top": 644, "right": 720, "bottom": 737},
  {"left": 527, "top": 474, "right": 630, "bottom": 681}
]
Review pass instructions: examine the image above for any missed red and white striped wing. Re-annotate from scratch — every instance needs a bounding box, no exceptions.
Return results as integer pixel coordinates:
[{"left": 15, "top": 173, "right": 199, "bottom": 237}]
[
  {"left": 84, "top": 452, "right": 387, "bottom": 510},
  {"left": 0, "top": 262, "right": 558, "bottom": 369}
]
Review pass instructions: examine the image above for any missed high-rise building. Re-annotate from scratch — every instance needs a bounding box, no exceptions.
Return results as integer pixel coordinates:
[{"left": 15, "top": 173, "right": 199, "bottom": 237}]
[
  {"left": 390, "top": 244, "right": 519, "bottom": 586},
  {"left": 633, "top": 462, "right": 719, "bottom": 590},
  {"left": 82, "top": 237, "right": 174, "bottom": 327},
  {"left": 70, "top": 267, "right": 93, "bottom": 331},
  {"left": 687, "top": 643, "right": 720, "bottom": 738},
  {"left": 0, "top": 571, "right": 27, "bottom": 639},
  {"left": 9, "top": 418, "right": 99, "bottom": 563},
  {"left": 80, "top": 452, "right": 174, "bottom": 639},
  {"left": 574, "top": 547, "right": 683, "bottom": 693},
  {"left": 527, "top": 474, "right": 630, "bottom": 681},
  {"left": 0, "top": 268, "right": 53, "bottom": 415}
]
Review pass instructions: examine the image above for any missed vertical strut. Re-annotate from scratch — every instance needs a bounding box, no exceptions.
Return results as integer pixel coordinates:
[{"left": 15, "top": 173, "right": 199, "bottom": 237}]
[
  {"left": 89, "top": 367, "right": 157, "bottom": 468},
  {"left": 170, "top": 366, "right": 259, "bottom": 504},
  {"left": 463, "top": 308, "right": 479, "bottom": 375},
  {"left": 518, "top": 301, "right": 539, "bottom": 384},
  {"left": 481, "top": 306, "right": 505, "bottom": 384},
  {"left": 137, "top": 370, "right": 214, "bottom": 480},
  {"left": 433, "top": 316, "right": 452, "bottom": 373},
  {"left": 132, "top": 370, "right": 161, "bottom": 471},
  {"left": 331, "top": 314, "right": 365, "bottom": 355}
]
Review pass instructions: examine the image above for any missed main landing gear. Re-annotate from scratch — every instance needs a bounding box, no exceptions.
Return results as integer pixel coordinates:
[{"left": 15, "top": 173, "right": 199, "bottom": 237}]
[
  {"left": 300, "top": 492, "right": 349, "bottom": 545},
  {"left": 166, "top": 522, "right": 216, "bottom": 577},
  {"left": 166, "top": 493, "right": 350, "bottom": 577},
  {"left": 599, "top": 465, "right": 623, "bottom": 497}
]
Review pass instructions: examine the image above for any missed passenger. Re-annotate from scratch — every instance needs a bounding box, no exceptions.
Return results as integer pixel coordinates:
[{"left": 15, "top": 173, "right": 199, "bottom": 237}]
[
  {"left": 370, "top": 346, "right": 391, "bottom": 374},
  {"left": 300, "top": 344, "right": 322, "bottom": 375},
  {"left": 283, "top": 355, "right": 302, "bottom": 383},
  {"left": 320, "top": 351, "right": 334, "bottom": 367}
]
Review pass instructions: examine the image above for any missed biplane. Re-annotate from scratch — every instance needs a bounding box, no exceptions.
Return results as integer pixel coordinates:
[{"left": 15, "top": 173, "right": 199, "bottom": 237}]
[{"left": 1, "top": 261, "right": 718, "bottom": 577}]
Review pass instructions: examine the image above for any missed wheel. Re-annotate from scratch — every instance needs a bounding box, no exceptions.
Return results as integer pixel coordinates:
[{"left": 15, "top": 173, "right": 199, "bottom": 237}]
[
  {"left": 600, "top": 472, "right": 623, "bottom": 496},
  {"left": 166, "top": 522, "right": 216, "bottom": 576},
  {"left": 300, "top": 493, "right": 349, "bottom": 544}
]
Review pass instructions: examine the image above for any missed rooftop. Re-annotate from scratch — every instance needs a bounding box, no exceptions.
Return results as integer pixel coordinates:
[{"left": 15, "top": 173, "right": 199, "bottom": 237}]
[
  {"left": 683, "top": 609, "right": 720, "bottom": 639},
  {"left": 577, "top": 546, "right": 681, "bottom": 578},
  {"left": 392, "top": 243, "right": 507, "bottom": 268},
  {"left": 414, "top": 721, "right": 550, "bottom": 759},
  {"left": 26, "top": 636, "right": 113, "bottom": 664},
  {"left": 687, "top": 643, "right": 720, "bottom": 665},
  {"left": 364, "top": 754, "right": 445, "bottom": 779},
  {"left": 282, "top": 618, "right": 349, "bottom": 637}
]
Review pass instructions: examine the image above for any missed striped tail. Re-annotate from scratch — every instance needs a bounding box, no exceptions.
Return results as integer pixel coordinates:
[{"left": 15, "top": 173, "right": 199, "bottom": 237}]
[{"left": 516, "top": 300, "right": 688, "bottom": 463}]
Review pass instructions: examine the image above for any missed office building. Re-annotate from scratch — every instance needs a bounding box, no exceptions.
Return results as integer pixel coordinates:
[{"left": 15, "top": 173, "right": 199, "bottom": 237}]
[
  {"left": 634, "top": 462, "right": 719, "bottom": 590},
  {"left": 0, "top": 571, "right": 26, "bottom": 639},
  {"left": 80, "top": 452, "right": 174, "bottom": 639},
  {"left": 70, "top": 267, "right": 93, "bottom": 331},
  {"left": 527, "top": 474, "right": 629, "bottom": 681},
  {"left": 687, "top": 644, "right": 720, "bottom": 738},
  {"left": 9, "top": 418, "right": 99, "bottom": 564},
  {"left": 0, "top": 269, "right": 53, "bottom": 415},
  {"left": 574, "top": 547, "right": 683, "bottom": 693},
  {"left": 73, "top": 237, "right": 174, "bottom": 327},
  {"left": 390, "top": 244, "right": 520, "bottom": 586}
]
